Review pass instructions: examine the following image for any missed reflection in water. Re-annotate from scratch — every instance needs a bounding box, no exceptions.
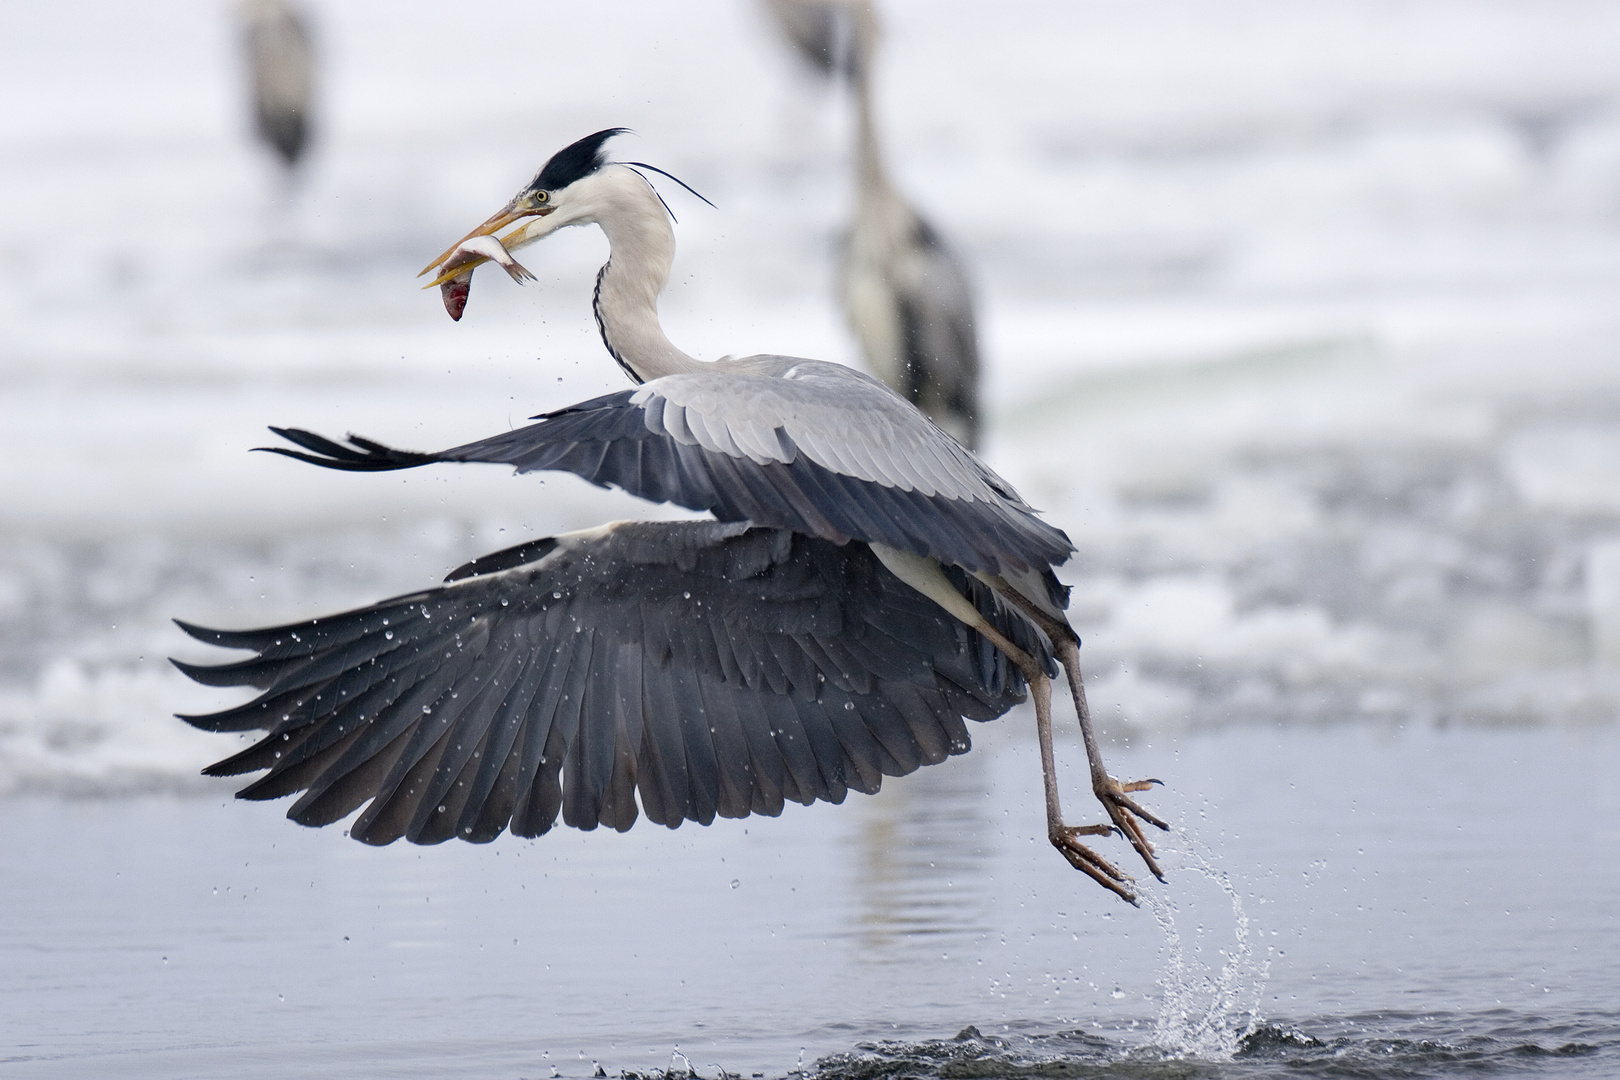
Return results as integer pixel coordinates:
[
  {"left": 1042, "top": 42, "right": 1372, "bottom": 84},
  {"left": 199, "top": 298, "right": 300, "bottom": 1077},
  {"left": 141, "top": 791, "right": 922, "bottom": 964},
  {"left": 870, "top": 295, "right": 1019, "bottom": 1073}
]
[{"left": 848, "top": 745, "right": 998, "bottom": 952}]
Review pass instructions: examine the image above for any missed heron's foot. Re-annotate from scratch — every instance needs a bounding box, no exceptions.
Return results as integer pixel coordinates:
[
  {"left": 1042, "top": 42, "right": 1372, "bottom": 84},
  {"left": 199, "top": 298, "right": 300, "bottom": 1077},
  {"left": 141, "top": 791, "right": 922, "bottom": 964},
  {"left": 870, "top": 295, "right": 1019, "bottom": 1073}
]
[
  {"left": 1095, "top": 775, "right": 1170, "bottom": 881},
  {"left": 1050, "top": 823, "right": 1138, "bottom": 905}
]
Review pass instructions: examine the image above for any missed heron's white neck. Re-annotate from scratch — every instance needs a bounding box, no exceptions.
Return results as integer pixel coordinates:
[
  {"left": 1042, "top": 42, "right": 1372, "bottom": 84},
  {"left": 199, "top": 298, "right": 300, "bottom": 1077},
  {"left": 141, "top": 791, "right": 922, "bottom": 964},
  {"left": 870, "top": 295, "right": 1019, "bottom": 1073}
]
[
  {"left": 852, "top": 60, "right": 887, "bottom": 195},
  {"left": 585, "top": 168, "right": 705, "bottom": 384},
  {"left": 848, "top": 35, "right": 910, "bottom": 236}
]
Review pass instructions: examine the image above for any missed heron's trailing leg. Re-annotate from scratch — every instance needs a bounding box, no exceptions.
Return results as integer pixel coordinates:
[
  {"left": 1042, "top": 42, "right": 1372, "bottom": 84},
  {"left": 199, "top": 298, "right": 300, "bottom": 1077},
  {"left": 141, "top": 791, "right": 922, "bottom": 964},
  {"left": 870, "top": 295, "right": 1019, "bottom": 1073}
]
[
  {"left": 992, "top": 585, "right": 1170, "bottom": 882},
  {"left": 1023, "top": 667, "right": 1140, "bottom": 906},
  {"left": 869, "top": 545, "right": 1136, "bottom": 903},
  {"left": 1054, "top": 638, "right": 1168, "bottom": 879},
  {"left": 975, "top": 620, "right": 1136, "bottom": 903}
]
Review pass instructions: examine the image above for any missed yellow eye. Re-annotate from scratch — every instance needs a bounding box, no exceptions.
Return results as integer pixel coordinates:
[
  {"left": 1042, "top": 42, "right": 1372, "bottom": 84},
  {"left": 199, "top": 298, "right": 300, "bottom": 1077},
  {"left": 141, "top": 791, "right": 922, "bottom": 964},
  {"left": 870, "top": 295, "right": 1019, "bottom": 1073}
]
[{"left": 533, "top": 191, "right": 549, "bottom": 204}]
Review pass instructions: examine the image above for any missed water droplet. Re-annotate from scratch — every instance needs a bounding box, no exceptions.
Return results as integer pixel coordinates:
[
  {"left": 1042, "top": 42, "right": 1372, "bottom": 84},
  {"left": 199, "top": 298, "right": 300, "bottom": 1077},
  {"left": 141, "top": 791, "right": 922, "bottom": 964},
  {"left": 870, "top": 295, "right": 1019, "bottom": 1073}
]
[
  {"left": 385, "top": 631, "right": 394, "bottom": 640},
  {"left": 730, "top": 879, "right": 740, "bottom": 889}
]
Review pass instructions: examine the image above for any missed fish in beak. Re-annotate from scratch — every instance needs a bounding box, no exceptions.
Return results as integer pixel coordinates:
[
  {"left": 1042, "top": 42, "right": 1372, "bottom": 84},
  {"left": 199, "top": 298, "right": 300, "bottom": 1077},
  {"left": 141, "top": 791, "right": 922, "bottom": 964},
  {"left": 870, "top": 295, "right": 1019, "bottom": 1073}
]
[
  {"left": 425, "top": 234, "right": 537, "bottom": 321},
  {"left": 420, "top": 195, "right": 551, "bottom": 320},
  {"left": 418, "top": 129, "right": 633, "bottom": 320}
]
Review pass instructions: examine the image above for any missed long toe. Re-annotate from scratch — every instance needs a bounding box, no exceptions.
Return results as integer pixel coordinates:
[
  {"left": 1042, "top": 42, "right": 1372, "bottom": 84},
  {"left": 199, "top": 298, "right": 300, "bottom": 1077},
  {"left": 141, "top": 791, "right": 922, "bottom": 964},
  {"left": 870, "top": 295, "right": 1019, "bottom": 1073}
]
[
  {"left": 1113, "top": 808, "right": 1165, "bottom": 881},
  {"left": 1065, "top": 823, "right": 1116, "bottom": 838},
  {"left": 1114, "top": 790, "right": 1170, "bottom": 832},
  {"left": 1092, "top": 784, "right": 1167, "bottom": 881},
  {"left": 1051, "top": 828, "right": 1138, "bottom": 905}
]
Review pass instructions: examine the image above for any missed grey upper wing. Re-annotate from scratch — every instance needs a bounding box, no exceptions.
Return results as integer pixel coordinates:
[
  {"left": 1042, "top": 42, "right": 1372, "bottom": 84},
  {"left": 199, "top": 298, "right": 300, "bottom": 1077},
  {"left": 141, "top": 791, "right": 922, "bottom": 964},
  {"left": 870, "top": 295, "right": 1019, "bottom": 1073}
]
[
  {"left": 173, "top": 521, "right": 1052, "bottom": 846},
  {"left": 266, "top": 360, "right": 1072, "bottom": 590}
]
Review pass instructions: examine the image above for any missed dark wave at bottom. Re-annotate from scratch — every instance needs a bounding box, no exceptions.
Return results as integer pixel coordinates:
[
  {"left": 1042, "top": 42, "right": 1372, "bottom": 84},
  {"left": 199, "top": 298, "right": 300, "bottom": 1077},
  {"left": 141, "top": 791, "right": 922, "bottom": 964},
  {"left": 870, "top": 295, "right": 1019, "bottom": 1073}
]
[{"left": 794, "top": 1011, "right": 1616, "bottom": 1080}]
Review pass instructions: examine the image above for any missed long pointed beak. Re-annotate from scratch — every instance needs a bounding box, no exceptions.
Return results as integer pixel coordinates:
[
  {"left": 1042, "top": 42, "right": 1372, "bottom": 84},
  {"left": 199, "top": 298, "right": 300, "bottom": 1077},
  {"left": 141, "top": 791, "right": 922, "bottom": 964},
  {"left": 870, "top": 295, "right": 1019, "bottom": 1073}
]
[
  {"left": 417, "top": 202, "right": 552, "bottom": 277},
  {"left": 422, "top": 258, "right": 481, "bottom": 291}
]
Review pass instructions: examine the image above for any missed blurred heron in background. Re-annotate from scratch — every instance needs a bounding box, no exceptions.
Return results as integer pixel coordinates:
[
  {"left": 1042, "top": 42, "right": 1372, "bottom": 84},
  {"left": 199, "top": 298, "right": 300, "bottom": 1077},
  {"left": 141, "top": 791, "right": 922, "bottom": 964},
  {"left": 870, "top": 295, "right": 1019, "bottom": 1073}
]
[
  {"left": 240, "top": 0, "right": 314, "bottom": 174},
  {"left": 176, "top": 131, "right": 1165, "bottom": 903},
  {"left": 765, "top": 0, "right": 983, "bottom": 448}
]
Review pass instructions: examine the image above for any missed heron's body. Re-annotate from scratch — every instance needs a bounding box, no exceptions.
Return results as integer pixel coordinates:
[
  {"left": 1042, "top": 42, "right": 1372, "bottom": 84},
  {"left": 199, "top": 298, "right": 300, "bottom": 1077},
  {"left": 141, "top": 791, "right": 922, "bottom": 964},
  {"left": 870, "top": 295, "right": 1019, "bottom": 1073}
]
[
  {"left": 768, "top": 0, "right": 982, "bottom": 448},
  {"left": 177, "top": 131, "right": 1165, "bottom": 902},
  {"left": 841, "top": 170, "right": 980, "bottom": 449},
  {"left": 241, "top": 0, "right": 314, "bottom": 171}
]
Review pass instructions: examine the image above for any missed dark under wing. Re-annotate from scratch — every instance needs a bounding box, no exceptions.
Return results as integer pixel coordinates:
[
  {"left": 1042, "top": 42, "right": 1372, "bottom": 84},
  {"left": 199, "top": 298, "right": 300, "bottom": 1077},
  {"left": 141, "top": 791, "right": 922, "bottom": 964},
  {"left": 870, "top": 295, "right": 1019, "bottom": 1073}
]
[
  {"left": 174, "top": 522, "right": 1053, "bottom": 846},
  {"left": 264, "top": 389, "right": 1071, "bottom": 604}
]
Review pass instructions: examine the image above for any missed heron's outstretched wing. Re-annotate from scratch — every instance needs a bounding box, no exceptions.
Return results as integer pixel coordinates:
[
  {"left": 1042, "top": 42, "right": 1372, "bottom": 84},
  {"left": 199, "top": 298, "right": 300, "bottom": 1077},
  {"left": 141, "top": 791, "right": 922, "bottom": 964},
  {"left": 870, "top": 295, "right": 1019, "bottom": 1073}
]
[
  {"left": 264, "top": 359, "right": 1071, "bottom": 596},
  {"left": 174, "top": 522, "right": 1052, "bottom": 846}
]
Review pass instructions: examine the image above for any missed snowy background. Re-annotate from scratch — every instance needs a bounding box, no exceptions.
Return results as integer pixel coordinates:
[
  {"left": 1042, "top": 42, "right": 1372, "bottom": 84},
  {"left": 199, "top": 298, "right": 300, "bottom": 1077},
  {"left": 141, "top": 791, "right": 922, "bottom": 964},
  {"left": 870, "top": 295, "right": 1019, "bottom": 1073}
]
[{"left": 3, "top": 0, "right": 1620, "bottom": 789}]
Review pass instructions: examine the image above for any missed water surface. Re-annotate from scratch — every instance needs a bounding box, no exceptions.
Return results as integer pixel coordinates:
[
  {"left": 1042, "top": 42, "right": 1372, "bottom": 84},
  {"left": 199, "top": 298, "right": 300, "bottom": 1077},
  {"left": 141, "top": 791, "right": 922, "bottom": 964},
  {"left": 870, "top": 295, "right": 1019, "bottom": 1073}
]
[{"left": 5, "top": 725, "right": 1616, "bottom": 1078}]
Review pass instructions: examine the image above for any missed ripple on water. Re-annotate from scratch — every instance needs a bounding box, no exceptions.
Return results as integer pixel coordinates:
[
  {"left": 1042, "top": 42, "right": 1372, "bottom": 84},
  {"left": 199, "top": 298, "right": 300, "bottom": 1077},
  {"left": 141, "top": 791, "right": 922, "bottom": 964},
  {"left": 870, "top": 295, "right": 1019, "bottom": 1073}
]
[{"left": 800, "top": 1011, "right": 1615, "bottom": 1080}]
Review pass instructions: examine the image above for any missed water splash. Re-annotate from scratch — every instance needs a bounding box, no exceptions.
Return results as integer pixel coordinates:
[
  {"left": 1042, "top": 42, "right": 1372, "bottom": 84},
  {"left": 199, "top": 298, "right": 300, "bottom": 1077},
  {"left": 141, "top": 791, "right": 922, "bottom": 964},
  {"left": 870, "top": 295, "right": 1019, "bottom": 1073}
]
[{"left": 1140, "top": 828, "right": 1270, "bottom": 1059}]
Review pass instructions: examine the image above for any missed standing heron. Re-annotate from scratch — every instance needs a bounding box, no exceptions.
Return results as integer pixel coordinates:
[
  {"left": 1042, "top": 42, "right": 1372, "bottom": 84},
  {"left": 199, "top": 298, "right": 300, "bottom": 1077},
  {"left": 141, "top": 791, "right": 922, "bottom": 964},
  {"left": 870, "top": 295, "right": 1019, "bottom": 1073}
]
[
  {"left": 175, "top": 130, "right": 1165, "bottom": 903},
  {"left": 240, "top": 0, "right": 314, "bottom": 172},
  {"left": 766, "top": 0, "right": 983, "bottom": 448}
]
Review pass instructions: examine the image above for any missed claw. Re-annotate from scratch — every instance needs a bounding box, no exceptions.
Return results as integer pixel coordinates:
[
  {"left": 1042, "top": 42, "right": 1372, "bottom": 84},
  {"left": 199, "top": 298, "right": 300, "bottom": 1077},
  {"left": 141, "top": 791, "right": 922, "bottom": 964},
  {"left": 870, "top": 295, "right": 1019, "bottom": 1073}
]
[
  {"left": 1085, "top": 774, "right": 1166, "bottom": 880},
  {"left": 1115, "top": 792, "right": 1170, "bottom": 832},
  {"left": 1050, "top": 828, "right": 1138, "bottom": 905}
]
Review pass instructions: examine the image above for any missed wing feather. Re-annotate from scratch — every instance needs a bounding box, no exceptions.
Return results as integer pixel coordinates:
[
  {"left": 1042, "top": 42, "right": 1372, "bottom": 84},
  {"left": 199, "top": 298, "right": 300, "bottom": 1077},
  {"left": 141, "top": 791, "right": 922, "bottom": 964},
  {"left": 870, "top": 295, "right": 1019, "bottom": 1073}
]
[
  {"left": 454, "top": 650, "right": 551, "bottom": 841},
  {"left": 559, "top": 630, "right": 607, "bottom": 830},
  {"left": 789, "top": 693, "right": 853, "bottom": 802},
  {"left": 175, "top": 523, "right": 1051, "bottom": 846},
  {"left": 405, "top": 648, "right": 527, "bottom": 843},
  {"left": 265, "top": 359, "right": 1073, "bottom": 577},
  {"left": 636, "top": 647, "right": 692, "bottom": 827}
]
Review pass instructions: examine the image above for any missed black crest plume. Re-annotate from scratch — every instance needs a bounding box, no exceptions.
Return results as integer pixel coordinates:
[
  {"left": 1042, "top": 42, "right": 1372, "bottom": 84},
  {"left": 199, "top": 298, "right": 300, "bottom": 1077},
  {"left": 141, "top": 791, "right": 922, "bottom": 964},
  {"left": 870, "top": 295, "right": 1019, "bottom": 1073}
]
[{"left": 529, "top": 128, "right": 629, "bottom": 192}]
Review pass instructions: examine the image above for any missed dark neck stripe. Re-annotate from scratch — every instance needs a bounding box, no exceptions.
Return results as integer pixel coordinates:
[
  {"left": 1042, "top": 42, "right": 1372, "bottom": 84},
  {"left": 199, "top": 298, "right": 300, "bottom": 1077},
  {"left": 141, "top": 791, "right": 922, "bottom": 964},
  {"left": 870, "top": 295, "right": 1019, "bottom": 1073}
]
[{"left": 592, "top": 261, "right": 642, "bottom": 385}]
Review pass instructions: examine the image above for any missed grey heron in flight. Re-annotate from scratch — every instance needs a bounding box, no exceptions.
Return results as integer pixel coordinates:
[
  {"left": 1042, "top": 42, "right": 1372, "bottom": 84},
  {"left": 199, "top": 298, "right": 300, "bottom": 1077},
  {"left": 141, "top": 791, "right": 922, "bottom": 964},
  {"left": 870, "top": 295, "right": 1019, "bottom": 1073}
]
[
  {"left": 766, "top": 0, "right": 983, "bottom": 448},
  {"left": 175, "top": 130, "right": 1165, "bottom": 903},
  {"left": 240, "top": 0, "right": 314, "bottom": 172}
]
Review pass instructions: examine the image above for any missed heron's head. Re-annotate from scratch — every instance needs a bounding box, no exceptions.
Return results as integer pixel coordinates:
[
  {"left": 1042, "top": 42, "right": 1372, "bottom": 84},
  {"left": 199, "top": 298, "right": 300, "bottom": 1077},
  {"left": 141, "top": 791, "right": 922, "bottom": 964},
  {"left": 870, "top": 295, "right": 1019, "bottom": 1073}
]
[{"left": 422, "top": 128, "right": 691, "bottom": 320}]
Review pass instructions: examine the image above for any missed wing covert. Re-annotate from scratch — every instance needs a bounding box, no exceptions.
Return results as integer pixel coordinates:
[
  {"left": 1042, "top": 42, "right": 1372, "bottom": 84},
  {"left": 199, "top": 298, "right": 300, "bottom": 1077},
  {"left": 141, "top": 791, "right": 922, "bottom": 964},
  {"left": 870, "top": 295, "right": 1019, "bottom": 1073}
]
[{"left": 265, "top": 361, "right": 1072, "bottom": 583}]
